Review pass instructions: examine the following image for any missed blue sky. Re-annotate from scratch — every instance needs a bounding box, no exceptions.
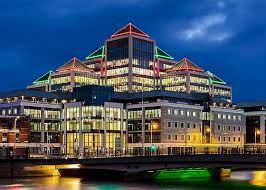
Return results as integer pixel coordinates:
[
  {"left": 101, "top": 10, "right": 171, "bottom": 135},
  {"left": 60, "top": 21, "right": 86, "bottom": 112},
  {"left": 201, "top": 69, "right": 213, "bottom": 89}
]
[{"left": 0, "top": 0, "right": 265, "bottom": 102}]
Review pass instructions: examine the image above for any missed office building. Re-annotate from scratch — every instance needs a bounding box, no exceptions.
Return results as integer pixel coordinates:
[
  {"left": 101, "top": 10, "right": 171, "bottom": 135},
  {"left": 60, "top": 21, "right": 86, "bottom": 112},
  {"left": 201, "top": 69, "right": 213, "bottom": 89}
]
[
  {"left": 28, "top": 23, "right": 232, "bottom": 102},
  {"left": 238, "top": 102, "right": 266, "bottom": 153}
]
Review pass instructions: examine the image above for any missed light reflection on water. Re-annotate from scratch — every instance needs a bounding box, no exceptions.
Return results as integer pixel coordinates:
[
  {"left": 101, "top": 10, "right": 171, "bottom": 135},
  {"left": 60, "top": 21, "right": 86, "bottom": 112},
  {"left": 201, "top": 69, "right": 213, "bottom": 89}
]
[{"left": 0, "top": 170, "right": 265, "bottom": 190}]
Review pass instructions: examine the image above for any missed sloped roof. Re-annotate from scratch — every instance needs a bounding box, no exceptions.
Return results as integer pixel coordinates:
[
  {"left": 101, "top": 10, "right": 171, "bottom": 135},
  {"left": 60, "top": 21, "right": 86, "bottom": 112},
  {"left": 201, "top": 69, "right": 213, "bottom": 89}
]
[
  {"left": 33, "top": 71, "right": 53, "bottom": 85},
  {"left": 167, "top": 58, "right": 204, "bottom": 72},
  {"left": 155, "top": 46, "right": 174, "bottom": 60},
  {"left": 206, "top": 71, "right": 226, "bottom": 85},
  {"left": 56, "top": 57, "right": 93, "bottom": 73},
  {"left": 85, "top": 46, "right": 105, "bottom": 60},
  {"left": 111, "top": 23, "right": 149, "bottom": 38}
]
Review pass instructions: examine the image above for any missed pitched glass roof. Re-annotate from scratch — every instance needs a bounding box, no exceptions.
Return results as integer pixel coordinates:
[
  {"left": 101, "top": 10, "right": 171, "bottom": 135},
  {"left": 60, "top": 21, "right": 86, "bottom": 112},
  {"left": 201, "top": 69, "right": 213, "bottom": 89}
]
[
  {"left": 111, "top": 23, "right": 149, "bottom": 38},
  {"left": 85, "top": 46, "right": 105, "bottom": 60},
  {"left": 33, "top": 71, "right": 53, "bottom": 85},
  {"left": 56, "top": 57, "right": 93, "bottom": 73},
  {"left": 167, "top": 58, "right": 204, "bottom": 72},
  {"left": 155, "top": 46, "right": 174, "bottom": 60},
  {"left": 206, "top": 71, "right": 226, "bottom": 85}
]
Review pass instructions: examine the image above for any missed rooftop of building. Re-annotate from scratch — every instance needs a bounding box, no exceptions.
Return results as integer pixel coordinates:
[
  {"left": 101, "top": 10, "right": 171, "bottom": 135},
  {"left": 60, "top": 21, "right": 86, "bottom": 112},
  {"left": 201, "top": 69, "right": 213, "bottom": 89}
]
[
  {"left": 0, "top": 89, "right": 70, "bottom": 101},
  {"left": 237, "top": 101, "right": 266, "bottom": 109}
]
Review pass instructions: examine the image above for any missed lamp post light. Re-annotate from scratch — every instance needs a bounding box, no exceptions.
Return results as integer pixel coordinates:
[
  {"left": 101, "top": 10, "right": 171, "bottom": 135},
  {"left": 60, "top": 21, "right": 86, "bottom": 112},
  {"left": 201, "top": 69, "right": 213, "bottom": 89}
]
[{"left": 255, "top": 129, "right": 260, "bottom": 153}]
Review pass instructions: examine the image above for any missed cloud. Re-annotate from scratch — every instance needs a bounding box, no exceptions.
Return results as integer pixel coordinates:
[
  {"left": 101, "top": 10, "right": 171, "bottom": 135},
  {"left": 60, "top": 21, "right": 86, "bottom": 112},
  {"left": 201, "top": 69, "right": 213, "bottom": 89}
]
[{"left": 178, "top": 13, "right": 231, "bottom": 42}]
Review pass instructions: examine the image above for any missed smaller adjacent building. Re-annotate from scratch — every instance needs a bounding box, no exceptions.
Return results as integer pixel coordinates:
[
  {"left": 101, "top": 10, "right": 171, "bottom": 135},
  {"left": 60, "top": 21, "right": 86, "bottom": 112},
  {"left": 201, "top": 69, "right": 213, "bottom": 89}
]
[
  {"left": 28, "top": 58, "right": 100, "bottom": 92},
  {"left": 0, "top": 115, "right": 30, "bottom": 158},
  {"left": 238, "top": 102, "right": 266, "bottom": 153}
]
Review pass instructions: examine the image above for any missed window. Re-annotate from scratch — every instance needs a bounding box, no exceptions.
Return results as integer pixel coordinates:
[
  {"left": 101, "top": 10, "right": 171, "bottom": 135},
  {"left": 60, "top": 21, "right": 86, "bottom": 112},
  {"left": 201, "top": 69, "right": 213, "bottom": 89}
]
[
  {"left": 238, "top": 127, "right": 241, "bottom": 131},
  {"left": 233, "top": 126, "right": 236, "bottom": 131},
  {"left": 180, "top": 123, "right": 184, "bottom": 128},
  {"left": 187, "top": 135, "right": 190, "bottom": 141},
  {"left": 193, "top": 123, "right": 196, "bottom": 129},
  {"left": 192, "top": 111, "right": 196, "bottom": 117},
  {"left": 187, "top": 123, "right": 190, "bottom": 128},
  {"left": 218, "top": 136, "right": 221, "bottom": 142},
  {"left": 13, "top": 108, "right": 17, "bottom": 115},
  {"left": 228, "top": 137, "right": 231, "bottom": 142},
  {"left": 8, "top": 109, "right": 11, "bottom": 114},
  {"left": 223, "top": 126, "right": 226, "bottom": 130},
  {"left": 218, "top": 125, "right": 221, "bottom": 131},
  {"left": 168, "top": 134, "right": 172, "bottom": 140},
  {"left": 228, "top": 126, "right": 231, "bottom": 131},
  {"left": 167, "top": 109, "right": 171, "bottom": 115},
  {"left": 238, "top": 137, "right": 241, "bottom": 142},
  {"left": 2, "top": 110, "right": 5, "bottom": 115},
  {"left": 174, "top": 135, "right": 178, "bottom": 140},
  {"left": 181, "top": 135, "right": 184, "bottom": 140},
  {"left": 174, "top": 122, "right": 178, "bottom": 128},
  {"left": 174, "top": 109, "right": 178, "bottom": 115},
  {"left": 180, "top": 110, "right": 184, "bottom": 116},
  {"left": 222, "top": 114, "right": 226, "bottom": 120},
  {"left": 233, "top": 137, "right": 236, "bottom": 142},
  {"left": 168, "top": 122, "right": 171, "bottom": 128},
  {"left": 228, "top": 114, "right": 231, "bottom": 120},
  {"left": 218, "top": 113, "right": 221, "bottom": 119},
  {"left": 238, "top": 115, "right": 242, "bottom": 121},
  {"left": 187, "top": 111, "right": 190, "bottom": 116},
  {"left": 233, "top": 115, "right": 236, "bottom": 120},
  {"left": 223, "top": 137, "right": 226, "bottom": 142}
]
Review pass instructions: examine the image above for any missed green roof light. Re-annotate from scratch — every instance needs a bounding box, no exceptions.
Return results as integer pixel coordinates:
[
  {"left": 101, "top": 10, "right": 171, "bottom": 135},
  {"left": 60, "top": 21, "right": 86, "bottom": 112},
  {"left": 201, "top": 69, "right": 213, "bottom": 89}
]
[
  {"left": 155, "top": 46, "right": 174, "bottom": 60},
  {"left": 85, "top": 46, "right": 105, "bottom": 60}
]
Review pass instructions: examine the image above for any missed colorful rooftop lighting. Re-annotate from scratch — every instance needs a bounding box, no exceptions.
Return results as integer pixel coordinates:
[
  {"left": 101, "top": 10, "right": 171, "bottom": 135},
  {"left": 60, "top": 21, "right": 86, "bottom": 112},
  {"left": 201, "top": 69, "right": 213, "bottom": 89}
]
[
  {"left": 85, "top": 46, "right": 105, "bottom": 60},
  {"left": 33, "top": 71, "right": 53, "bottom": 85},
  {"left": 56, "top": 57, "right": 93, "bottom": 73},
  {"left": 167, "top": 58, "right": 204, "bottom": 72},
  {"left": 155, "top": 46, "right": 174, "bottom": 60},
  {"left": 206, "top": 71, "right": 226, "bottom": 85},
  {"left": 111, "top": 23, "right": 149, "bottom": 38}
]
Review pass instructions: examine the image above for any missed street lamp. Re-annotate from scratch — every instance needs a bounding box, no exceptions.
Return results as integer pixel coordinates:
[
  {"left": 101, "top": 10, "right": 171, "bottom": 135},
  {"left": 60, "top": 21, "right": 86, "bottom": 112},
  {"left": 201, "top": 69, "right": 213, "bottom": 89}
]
[
  {"left": 255, "top": 129, "right": 260, "bottom": 153},
  {"left": 150, "top": 122, "right": 158, "bottom": 144}
]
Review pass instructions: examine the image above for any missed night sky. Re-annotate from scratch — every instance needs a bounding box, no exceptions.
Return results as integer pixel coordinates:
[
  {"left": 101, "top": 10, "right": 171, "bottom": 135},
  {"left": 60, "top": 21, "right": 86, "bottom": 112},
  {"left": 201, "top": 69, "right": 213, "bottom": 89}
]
[{"left": 0, "top": 0, "right": 265, "bottom": 102}]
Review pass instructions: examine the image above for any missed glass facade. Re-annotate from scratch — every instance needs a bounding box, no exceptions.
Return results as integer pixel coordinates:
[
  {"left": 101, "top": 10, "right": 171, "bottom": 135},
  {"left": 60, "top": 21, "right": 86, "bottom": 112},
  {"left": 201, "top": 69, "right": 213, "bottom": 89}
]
[
  {"left": 63, "top": 105, "right": 126, "bottom": 156},
  {"left": 132, "top": 37, "right": 155, "bottom": 91},
  {"left": 107, "top": 38, "right": 129, "bottom": 61}
]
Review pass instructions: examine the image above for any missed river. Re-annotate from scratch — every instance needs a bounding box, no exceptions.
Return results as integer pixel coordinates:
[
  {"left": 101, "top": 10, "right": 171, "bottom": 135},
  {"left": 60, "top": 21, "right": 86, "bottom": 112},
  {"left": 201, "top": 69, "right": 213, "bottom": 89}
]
[{"left": 0, "top": 170, "right": 265, "bottom": 189}]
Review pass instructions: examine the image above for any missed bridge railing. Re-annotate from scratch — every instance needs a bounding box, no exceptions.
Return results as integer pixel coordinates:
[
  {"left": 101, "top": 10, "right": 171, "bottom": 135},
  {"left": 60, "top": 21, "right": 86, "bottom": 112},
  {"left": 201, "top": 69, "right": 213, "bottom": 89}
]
[{"left": 1, "top": 146, "right": 266, "bottom": 159}]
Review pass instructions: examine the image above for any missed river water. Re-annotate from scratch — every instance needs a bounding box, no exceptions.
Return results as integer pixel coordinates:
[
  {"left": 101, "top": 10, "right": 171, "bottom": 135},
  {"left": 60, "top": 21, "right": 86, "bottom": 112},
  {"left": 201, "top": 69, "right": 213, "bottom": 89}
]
[{"left": 0, "top": 170, "right": 265, "bottom": 190}]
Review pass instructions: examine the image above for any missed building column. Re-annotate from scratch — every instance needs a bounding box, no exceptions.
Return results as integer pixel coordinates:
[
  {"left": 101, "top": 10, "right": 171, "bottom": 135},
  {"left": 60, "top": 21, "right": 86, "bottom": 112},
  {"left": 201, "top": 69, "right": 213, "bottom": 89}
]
[
  {"left": 70, "top": 71, "right": 75, "bottom": 92},
  {"left": 120, "top": 107, "right": 124, "bottom": 152},
  {"left": 128, "top": 36, "right": 133, "bottom": 92},
  {"left": 260, "top": 115, "right": 265, "bottom": 144},
  {"left": 141, "top": 106, "right": 145, "bottom": 154},
  {"left": 41, "top": 107, "right": 45, "bottom": 153},
  {"left": 186, "top": 72, "right": 190, "bottom": 93},
  {"left": 78, "top": 104, "right": 83, "bottom": 157},
  {"left": 103, "top": 106, "right": 107, "bottom": 150},
  {"left": 63, "top": 107, "right": 67, "bottom": 154}
]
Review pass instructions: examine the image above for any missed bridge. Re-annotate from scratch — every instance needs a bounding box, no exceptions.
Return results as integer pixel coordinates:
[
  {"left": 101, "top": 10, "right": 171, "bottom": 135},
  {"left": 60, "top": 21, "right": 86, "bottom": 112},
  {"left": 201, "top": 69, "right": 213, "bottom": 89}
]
[{"left": 0, "top": 154, "right": 266, "bottom": 178}]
